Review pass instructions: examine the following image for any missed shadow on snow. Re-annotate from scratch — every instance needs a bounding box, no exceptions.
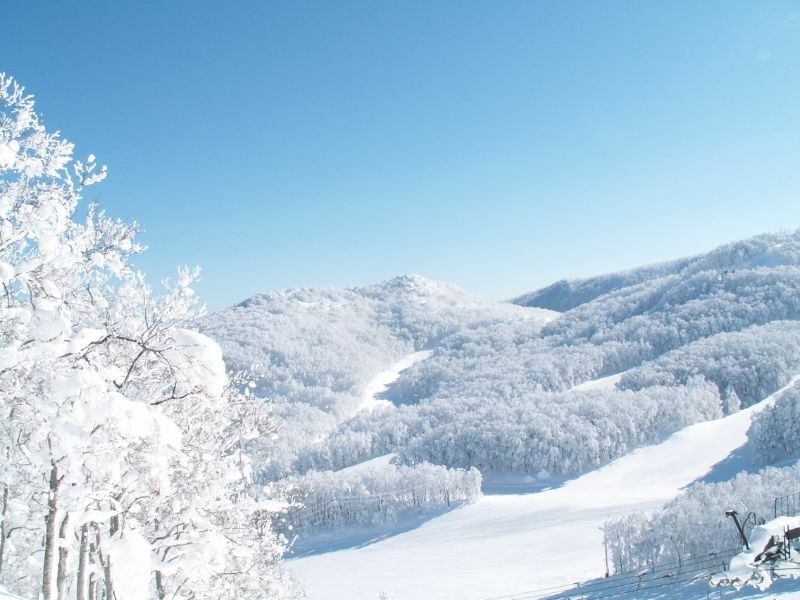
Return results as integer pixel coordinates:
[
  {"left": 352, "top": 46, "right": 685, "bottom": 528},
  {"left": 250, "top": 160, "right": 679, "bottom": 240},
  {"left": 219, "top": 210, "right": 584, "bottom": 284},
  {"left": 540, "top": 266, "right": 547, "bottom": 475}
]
[{"left": 285, "top": 502, "right": 465, "bottom": 559}]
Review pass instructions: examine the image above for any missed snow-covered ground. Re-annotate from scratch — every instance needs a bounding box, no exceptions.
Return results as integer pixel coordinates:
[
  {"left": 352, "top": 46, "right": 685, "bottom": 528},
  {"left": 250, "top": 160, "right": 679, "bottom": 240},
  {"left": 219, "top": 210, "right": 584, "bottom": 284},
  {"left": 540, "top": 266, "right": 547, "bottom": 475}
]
[
  {"left": 335, "top": 453, "right": 397, "bottom": 475},
  {"left": 571, "top": 372, "right": 624, "bottom": 391},
  {"left": 550, "top": 569, "right": 800, "bottom": 600},
  {"left": 359, "top": 350, "right": 433, "bottom": 411},
  {"left": 0, "top": 586, "right": 25, "bottom": 600},
  {"left": 287, "top": 379, "right": 798, "bottom": 600}
]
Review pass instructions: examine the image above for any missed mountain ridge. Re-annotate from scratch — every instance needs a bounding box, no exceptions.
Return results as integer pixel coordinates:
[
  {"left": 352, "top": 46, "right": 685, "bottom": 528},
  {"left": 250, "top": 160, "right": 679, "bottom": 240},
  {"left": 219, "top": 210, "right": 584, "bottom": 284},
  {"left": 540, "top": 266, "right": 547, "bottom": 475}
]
[
  {"left": 199, "top": 228, "right": 800, "bottom": 482},
  {"left": 512, "top": 229, "right": 800, "bottom": 311}
]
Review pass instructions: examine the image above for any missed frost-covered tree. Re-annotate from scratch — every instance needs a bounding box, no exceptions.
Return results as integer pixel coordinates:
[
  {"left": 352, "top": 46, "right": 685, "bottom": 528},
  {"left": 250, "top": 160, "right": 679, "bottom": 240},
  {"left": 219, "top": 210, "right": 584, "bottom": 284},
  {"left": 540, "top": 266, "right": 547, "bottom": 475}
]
[
  {"left": 272, "top": 462, "right": 481, "bottom": 536},
  {"left": 619, "top": 322, "right": 800, "bottom": 410},
  {"left": 0, "top": 73, "right": 300, "bottom": 599},
  {"left": 294, "top": 379, "right": 722, "bottom": 475},
  {"left": 748, "top": 380, "right": 800, "bottom": 467},
  {"left": 604, "top": 465, "right": 800, "bottom": 573}
]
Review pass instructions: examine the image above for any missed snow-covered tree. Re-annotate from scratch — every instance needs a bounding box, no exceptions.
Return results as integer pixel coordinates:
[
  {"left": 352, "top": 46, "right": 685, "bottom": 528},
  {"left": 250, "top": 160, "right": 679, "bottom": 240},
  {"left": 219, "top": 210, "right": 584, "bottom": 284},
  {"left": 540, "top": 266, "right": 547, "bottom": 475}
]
[
  {"left": 748, "top": 380, "right": 800, "bottom": 467},
  {"left": 272, "top": 461, "right": 481, "bottom": 536},
  {"left": 0, "top": 73, "right": 301, "bottom": 599},
  {"left": 603, "top": 464, "right": 800, "bottom": 574}
]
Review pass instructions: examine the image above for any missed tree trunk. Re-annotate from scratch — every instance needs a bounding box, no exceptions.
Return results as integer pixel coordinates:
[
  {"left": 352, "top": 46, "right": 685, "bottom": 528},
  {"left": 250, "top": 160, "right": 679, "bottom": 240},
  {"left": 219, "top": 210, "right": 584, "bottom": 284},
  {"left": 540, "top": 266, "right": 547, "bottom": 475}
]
[
  {"left": 102, "top": 553, "right": 113, "bottom": 600},
  {"left": 76, "top": 524, "right": 89, "bottom": 600},
  {"left": 96, "top": 529, "right": 113, "bottom": 600},
  {"left": 153, "top": 517, "right": 166, "bottom": 600},
  {"left": 106, "top": 499, "right": 120, "bottom": 600},
  {"left": 155, "top": 570, "right": 166, "bottom": 600},
  {"left": 88, "top": 532, "right": 98, "bottom": 600},
  {"left": 42, "top": 462, "right": 61, "bottom": 600},
  {"left": 57, "top": 513, "right": 70, "bottom": 600},
  {"left": 109, "top": 495, "right": 120, "bottom": 537},
  {"left": 0, "top": 483, "right": 8, "bottom": 575},
  {"left": 88, "top": 573, "right": 97, "bottom": 600}
]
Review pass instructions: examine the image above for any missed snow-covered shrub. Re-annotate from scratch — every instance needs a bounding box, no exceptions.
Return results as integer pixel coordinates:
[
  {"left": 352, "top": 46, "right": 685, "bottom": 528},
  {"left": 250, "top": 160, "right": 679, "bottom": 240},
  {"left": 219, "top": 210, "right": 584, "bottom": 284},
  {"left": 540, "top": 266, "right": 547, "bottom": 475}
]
[
  {"left": 748, "top": 380, "right": 800, "bottom": 466},
  {"left": 272, "top": 462, "right": 481, "bottom": 536},
  {"left": 605, "top": 464, "right": 800, "bottom": 573}
]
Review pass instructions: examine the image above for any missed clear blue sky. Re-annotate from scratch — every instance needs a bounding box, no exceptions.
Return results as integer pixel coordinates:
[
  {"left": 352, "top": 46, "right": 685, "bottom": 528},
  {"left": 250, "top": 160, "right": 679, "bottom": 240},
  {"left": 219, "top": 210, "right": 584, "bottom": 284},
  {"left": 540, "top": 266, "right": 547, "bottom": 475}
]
[{"left": 3, "top": 1, "right": 800, "bottom": 309}]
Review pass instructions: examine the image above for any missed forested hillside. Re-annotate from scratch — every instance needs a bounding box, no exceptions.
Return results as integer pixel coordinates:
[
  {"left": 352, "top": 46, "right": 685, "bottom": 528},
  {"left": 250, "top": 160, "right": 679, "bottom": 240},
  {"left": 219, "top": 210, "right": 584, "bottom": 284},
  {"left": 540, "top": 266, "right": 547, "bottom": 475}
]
[
  {"left": 512, "top": 233, "right": 800, "bottom": 311},
  {"left": 200, "top": 230, "right": 800, "bottom": 538},
  {"left": 200, "top": 275, "right": 554, "bottom": 480}
]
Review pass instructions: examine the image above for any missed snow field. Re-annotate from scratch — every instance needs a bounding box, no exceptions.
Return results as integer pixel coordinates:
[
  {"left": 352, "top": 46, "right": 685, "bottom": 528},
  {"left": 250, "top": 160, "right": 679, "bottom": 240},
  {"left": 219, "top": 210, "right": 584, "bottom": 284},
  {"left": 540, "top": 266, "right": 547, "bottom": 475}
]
[{"left": 287, "top": 379, "right": 797, "bottom": 599}]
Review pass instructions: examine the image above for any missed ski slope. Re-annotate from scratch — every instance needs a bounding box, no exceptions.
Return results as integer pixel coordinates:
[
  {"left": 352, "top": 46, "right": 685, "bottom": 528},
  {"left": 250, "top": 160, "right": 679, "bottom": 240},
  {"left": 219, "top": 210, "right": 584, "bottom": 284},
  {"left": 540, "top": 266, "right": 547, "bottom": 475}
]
[
  {"left": 287, "top": 378, "right": 797, "bottom": 600},
  {"left": 571, "top": 372, "right": 624, "bottom": 392},
  {"left": 359, "top": 350, "right": 433, "bottom": 412}
]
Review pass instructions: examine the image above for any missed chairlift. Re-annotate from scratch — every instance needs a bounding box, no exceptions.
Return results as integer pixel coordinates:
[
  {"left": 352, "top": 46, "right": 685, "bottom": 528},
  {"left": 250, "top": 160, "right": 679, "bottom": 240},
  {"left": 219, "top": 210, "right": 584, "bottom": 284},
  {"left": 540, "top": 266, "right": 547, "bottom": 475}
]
[{"left": 726, "top": 509, "right": 798, "bottom": 566}]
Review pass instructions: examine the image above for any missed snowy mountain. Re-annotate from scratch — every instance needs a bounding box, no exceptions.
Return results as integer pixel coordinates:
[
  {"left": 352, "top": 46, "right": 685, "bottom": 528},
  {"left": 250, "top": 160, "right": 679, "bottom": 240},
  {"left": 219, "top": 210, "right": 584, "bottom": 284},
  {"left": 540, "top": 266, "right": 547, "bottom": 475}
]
[
  {"left": 512, "top": 230, "right": 800, "bottom": 311},
  {"left": 9, "top": 55, "right": 798, "bottom": 600},
  {"left": 199, "top": 230, "right": 800, "bottom": 480},
  {"left": 198, "top": 230, "right": 800, "bottom": 599},
  {"left": 199, "top": 275, "right": 555, "bottom": 478}
]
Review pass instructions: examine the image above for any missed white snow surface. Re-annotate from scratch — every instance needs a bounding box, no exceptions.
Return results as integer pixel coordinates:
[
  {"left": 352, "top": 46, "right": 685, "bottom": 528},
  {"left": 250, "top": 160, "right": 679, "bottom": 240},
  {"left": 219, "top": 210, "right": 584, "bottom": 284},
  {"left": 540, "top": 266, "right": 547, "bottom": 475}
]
[
  {"left": 0, "top": 586, "right": 26, "bottom": 600},
  {"left": 108, "top": 529, "right": 153, "bottom": 600},
  {"left": 288, "top": 379, "right": 798, "bottom": 600},
  {"left": 571, "top": 372, "right": 624, "bottom": 392},
  {"left": 335, "top": 453, "right": 397, "bottom": 475},
  {"left": 360, "top": 350, "right": 433, "bottom": 412}
]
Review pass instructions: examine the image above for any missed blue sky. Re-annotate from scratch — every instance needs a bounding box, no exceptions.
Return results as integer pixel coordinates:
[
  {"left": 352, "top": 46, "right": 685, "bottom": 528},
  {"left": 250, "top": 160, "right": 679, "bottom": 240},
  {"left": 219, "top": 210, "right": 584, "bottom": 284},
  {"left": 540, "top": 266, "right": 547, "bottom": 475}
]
[{"left": 3, "top": 1, "right": 800, "bottom": 309}]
